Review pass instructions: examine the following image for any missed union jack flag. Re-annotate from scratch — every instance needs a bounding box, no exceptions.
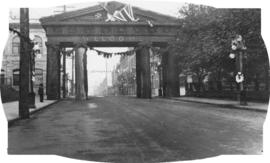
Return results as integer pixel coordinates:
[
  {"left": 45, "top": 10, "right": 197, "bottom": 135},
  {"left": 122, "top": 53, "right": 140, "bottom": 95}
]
[
  {"left": 100, "top": 2, "right": 139, "bottom": 22},
  {"left": 113, "top": 4, "right": 139, "bottom": 22}
]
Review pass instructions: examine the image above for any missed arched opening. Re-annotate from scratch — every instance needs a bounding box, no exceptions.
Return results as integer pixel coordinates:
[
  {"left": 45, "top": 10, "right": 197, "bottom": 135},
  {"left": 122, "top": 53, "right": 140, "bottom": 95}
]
[{"left": 12, "top": 36, "right": 20, "bottom": 55}]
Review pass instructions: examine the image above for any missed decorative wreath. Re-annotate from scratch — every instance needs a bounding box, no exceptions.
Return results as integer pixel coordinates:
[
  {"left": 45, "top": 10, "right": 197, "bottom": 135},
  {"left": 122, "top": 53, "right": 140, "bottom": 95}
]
[{"left": 235, "top": 73, "right": 244, "bottom": 83}]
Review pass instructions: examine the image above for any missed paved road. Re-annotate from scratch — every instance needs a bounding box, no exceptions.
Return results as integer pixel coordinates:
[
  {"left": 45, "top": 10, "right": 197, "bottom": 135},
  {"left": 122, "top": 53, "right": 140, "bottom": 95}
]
[{"left": 8, "top": 96, "right": 266, "bottom": 162}]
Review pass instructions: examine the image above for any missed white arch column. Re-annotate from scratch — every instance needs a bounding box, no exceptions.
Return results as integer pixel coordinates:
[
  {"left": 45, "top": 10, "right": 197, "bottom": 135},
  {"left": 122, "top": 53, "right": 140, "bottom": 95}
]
[
  {"left": 75, "top": 46, "right": 87, "bottom": 100},
  {"left": 136, "top": 45, "right": 151, "bottom": 99}
]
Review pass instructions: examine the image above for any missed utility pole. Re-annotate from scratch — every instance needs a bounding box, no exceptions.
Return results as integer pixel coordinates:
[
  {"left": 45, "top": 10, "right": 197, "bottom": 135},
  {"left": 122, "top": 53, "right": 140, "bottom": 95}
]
[
  {"left": 19, "top": 8, "right": 30, "bottom": 119},
  {"left": 54, "top": 5, "right": 74, "bottom": 14}
]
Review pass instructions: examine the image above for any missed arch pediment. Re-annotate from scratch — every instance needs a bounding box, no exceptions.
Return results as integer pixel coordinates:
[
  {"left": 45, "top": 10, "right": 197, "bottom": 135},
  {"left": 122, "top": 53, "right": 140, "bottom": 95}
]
[
  {"left": 40, "top": 1, "right": 178, "bottom": 25},
  {"left": 40, "top": 1, "right": 179, "bottom": 46}
]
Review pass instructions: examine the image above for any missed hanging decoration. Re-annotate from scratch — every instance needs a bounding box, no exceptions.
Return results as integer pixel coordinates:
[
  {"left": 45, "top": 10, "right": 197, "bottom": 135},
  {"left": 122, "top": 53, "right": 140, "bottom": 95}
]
[
  {"left": 93, "top": 48, "right": 136, "bottom": 58},
  {"left": 9, "top": 27, "right": 33, "bottom": 46},
  {"left": 98, "top": 2, "right": 155, "bottom": 28},
  {"left": 58, "top": 41, "right": 171, "bottom": 59}
]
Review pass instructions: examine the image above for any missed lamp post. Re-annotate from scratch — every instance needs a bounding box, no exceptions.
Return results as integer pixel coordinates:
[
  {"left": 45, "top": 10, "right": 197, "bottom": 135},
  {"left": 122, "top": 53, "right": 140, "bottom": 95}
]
[
  {"left": 28, "top": 43, "right": 36, "bottom": 108},
  {"left": 28, "top": 39, "right": 41, "bottom": 108},
  {"left": 231, "top": 34, "right": 247, "bottom": 105}
]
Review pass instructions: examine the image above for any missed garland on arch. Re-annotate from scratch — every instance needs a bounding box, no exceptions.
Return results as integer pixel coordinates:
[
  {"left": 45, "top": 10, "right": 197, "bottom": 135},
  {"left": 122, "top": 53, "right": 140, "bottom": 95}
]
[
  {"left": 58, "top": 41, "right": 172, "bottom": 58},
  {"left": 9, "top": 27, "right": 33, "bottom": 46},
  {"left": 91, "top": 45, "right": 168, "bottom": 58},
  {"left": 93, "top": 48, "right": 136, "bottom": 58}
]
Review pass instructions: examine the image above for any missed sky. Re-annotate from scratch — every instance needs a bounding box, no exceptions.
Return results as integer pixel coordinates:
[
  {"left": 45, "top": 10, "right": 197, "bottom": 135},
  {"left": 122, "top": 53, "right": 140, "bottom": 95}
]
[{"left": 9, "top": 0, "right": 182, "bottom": 21}]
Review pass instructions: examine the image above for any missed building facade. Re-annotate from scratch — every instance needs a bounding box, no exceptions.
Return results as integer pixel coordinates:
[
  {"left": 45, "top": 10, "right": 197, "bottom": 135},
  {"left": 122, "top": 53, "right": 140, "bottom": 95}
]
[
  {"left": 110, "top": 48, "right": 161, "bottom": 97},
  {"left": 1, "top": 23, "right": 47, "bottom": 93}
]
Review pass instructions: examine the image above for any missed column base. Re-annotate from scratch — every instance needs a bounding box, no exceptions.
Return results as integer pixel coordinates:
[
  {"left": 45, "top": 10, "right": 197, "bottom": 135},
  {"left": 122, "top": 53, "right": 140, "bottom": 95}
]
[{"left": 28, "top": 92, "right": 36, "bottom": 108}]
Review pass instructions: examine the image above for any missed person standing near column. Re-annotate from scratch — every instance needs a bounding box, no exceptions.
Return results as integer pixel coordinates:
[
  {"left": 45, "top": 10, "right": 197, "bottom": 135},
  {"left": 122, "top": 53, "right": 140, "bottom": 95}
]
[{"left": 38, "top": 83, "right": 44, "bottom": 102}]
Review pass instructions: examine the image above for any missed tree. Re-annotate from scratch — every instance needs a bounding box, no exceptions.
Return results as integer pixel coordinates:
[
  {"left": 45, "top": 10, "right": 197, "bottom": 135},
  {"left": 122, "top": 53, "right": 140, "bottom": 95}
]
[{"left": 174, "top": 4, "right": 268, "bottom": 93}]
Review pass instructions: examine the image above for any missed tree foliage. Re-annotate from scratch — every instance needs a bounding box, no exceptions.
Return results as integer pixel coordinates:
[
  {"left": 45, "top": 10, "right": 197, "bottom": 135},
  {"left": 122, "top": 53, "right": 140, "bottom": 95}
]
[
  {"left": 174, "top": 3, "right": 268, "bottom": 90},
  {"left": 116, "top": 70, "right": 136, "bottom": 89}
]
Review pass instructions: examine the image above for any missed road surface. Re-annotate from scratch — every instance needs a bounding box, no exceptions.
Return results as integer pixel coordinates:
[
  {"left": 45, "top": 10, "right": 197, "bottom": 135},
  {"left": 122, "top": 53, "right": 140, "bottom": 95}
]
[{"left": 8, "top": 96, "right": 266, "bottom": 162}]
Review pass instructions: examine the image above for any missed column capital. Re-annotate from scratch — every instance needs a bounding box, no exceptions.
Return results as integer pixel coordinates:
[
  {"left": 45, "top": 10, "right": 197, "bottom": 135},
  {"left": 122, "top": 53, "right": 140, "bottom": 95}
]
[
  {"left": 137, "top": 41, "right": 152, "bottom": 49},
  {"left": 74, "top": 42, "right": 88, "bottom": 50},
  {"left": 45, "top": 42, "right": 61, "bottom": 50}
]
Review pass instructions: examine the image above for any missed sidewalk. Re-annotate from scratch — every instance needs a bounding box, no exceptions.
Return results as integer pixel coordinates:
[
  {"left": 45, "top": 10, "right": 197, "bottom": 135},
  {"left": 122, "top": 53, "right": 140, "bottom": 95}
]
[
  {"left": 2, "top": 97, "right": 57, "bottom": 122},
  {"left": 170, "top": 97, "right": 268, "bottom": 112}
]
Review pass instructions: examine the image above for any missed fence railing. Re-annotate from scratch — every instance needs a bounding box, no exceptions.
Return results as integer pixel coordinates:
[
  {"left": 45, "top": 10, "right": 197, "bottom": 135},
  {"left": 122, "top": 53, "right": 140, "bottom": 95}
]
[{"left": 0, "top": 77, "right": 13, "bottom": 86}]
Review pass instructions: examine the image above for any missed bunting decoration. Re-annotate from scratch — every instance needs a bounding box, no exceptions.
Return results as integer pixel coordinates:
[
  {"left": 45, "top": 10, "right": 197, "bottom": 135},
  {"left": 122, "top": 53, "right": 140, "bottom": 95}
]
[
  {"left": 92, "top": 45, "right": 166, "bottom": 58},
  {"left": 93, "top": 48, "right": 136, "bottom": 58},
  {"left": 50, "top": 41, "right": 170, "bottom": 59},
  {"left": 9, "top": 27, "right": 34, "bottom": 46}
]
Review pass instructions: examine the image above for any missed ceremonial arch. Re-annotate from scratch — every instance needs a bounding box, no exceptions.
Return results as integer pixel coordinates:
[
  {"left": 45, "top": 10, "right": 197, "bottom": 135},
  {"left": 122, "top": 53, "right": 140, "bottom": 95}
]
[{"left": 40, "top": 1, "right": 180, "bottom": 100}]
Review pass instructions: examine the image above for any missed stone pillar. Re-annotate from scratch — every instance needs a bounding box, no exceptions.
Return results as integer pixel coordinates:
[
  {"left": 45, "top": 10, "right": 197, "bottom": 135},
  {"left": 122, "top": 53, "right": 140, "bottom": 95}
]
[
  {"left": 136, "top": 50, "right": 142, "bottom": 98},
  {"left": 46, "top": 43, "right": 60, "bottom": 100},
  {"left": 136, "top": 46, "right": 151, "bottom": 99},
  {"left": 162, "top": 50, "right": 179, "bottom": 97},
  {"left": 83, "top": 51, "right": 88, "bottom": 99},
  {"left": 75, "top": 47, "right": 87, "bottom": 100}
]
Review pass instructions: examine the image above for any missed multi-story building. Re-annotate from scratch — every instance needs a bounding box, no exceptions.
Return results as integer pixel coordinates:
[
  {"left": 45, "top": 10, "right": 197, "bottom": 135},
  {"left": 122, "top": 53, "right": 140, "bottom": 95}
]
[
  {"left": 1, "top": 23, "right": 47, "bottom": 93},
  {"left": 111, "top": 48, "right": 161, "bottom": 96},
  {"left": 110, "top": 52, "right": 136, "bottom": 96}
]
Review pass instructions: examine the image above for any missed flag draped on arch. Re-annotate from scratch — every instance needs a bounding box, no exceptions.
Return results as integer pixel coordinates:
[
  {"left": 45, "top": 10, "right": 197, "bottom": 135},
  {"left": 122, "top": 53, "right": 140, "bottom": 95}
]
[
  {"left": 99, "top": 2, "right": 139, "bottom": 22},
  {"left": 113, "top": 4, "right": 139, "bottom": 22}
]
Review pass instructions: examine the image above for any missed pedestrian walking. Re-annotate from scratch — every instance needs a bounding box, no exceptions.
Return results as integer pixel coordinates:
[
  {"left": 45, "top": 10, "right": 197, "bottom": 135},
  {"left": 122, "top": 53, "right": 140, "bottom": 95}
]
[{"left": 38, "top": 83, "right": 44, "bottom": 102}]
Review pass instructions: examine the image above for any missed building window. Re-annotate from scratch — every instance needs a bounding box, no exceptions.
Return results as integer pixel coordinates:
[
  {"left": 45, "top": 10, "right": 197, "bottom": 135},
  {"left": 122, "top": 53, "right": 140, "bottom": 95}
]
[
  {"left": 12, "top": 36, "right": 20, "bottom": 55},
  {"left": 0, "top": 69, "right": 5, "bottom": 85},
  {"left": 13, "top": 69, "right": 20, "bottom": 86},
  {"left": 33, "top": 36, "right": 43, "bottom": 54}
]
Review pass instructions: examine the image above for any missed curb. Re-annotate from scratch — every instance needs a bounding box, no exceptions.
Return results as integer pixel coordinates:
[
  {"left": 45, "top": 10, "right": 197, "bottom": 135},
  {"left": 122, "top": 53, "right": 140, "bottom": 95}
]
[
  {"left": 8, "top": 100, "right": 60, "bottom": 127},
  {"left": 168, "top": 98, "right": 268, "bottom": 113}
]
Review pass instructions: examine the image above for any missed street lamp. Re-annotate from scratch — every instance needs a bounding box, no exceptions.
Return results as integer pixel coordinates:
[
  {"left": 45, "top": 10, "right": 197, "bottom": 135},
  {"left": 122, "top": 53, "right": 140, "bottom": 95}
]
[
  {"left": 231, "top": 34, "right": 247, "bottom": 105},
  {"left": 28, "top": 38, "right": 41, "bottom": 108},
  {"left": 229, "top": 53, "right": 235, "bottom": 59}
]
